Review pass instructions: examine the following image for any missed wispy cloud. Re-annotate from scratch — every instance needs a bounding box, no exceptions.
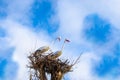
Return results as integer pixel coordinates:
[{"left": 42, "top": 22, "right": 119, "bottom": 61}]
[
  {"left": 0, "top": 0, "right": 52, "bottom": 80},
  {"left": 0, "top": 19, "right": 52, "bottom": 80},
  {"left": 0, "top": 0, "right": 120, "bottom": 80},
  {"left": 56, "top": 0, "right": 120, "bottom": 80}
]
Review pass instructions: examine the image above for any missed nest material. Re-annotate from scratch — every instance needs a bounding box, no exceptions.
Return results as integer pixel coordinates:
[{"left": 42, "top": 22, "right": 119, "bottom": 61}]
[{"left": 28, "top": 51, "right": 79, "bottom": 80}]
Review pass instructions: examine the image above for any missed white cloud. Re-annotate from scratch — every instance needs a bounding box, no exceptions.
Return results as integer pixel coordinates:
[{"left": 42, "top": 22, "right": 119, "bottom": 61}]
[
  {"left": 0, "top": 0, "right": 52, "bottom": 80},
  {"left": 0, "top": 0, "right": 120, "bottom": 80},
  {"left": 0, "top": 18, "right": 52, "bottom": 80},
  {"left": 5, "top": 0, "right": 34, "bottom": 25},
  {"left": 56, "top": 0, "right": 120, "bottom": 80},
  {"left": 57, "top": 0, "right": 120, "bottom": 42},
  {"left": 56, "top": 0, "right": 88, "bottom": 43},
  {"left": 68, "top": 52, "right": 99, "bottom": 80}
]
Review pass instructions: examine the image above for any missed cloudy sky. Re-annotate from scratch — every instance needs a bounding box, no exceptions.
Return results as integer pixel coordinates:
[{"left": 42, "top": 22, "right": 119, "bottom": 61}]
[{"left": 0, "top": 0, "right": 120, "bottom": 80}]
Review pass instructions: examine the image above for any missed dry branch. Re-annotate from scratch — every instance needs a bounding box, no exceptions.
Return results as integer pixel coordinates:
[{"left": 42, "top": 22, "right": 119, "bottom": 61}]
[{"left": 27, "top": 50, "right": 80, "bottom": 80}]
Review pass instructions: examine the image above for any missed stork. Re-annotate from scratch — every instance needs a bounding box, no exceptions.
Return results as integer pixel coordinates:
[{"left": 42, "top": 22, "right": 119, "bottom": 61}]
[
  {"left": 50, "top": 39, "right": 70, "bottom": 60},
  {"left": 34, "top": 37, "right": 61, "bottom": 56},
  {"left": 34, "top": 46, "right": 50, "bottom": 56}
]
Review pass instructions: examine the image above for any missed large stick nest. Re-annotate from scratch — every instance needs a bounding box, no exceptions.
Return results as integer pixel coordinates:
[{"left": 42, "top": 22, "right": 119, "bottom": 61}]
[{"left": 28, "top": 50, "right": 80, "bottom": 80}]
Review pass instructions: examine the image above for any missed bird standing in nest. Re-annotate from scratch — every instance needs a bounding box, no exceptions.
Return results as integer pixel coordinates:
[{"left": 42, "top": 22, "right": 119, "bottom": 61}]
[
  {"left": 33, "top": 37, "right": 61, "bottom": 57},
  {"left": 33, "top": 46, "right": 50, "bottom": 57},
  {"left": 49, "top": 39, "right": 70, "bottom": 60}
]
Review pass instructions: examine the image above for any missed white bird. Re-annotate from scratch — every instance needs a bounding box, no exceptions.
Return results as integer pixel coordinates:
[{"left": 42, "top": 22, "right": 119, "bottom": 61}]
[
  {"left": 34, "top": 46, "right": 50, "bottom": 56},
  {"left": 50, "top": 38, "right": 70, "bottom": 59},
  {"left": 50, "top": 51, "right": 62, "bottom": 60},
  {"left": 33, "top": 37, "right": 61, "bottom": 56}
]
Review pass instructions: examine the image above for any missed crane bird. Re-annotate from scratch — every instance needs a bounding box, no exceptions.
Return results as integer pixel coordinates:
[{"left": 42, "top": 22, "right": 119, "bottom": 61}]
[
  {"left": 34, "top": 46, "right": 50, "bottom": 56},
  {"left": 49, "top": 39, "right": 70, "bottom": 60},
  {"left": 34, "top": 37, "right": 61, "bottom": 56}
]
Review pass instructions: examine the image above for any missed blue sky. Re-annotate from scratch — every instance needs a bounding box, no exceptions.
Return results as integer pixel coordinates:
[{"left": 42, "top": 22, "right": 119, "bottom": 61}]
[{"left": 0, "top": 0, "right": 120, "bottom": 80}]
